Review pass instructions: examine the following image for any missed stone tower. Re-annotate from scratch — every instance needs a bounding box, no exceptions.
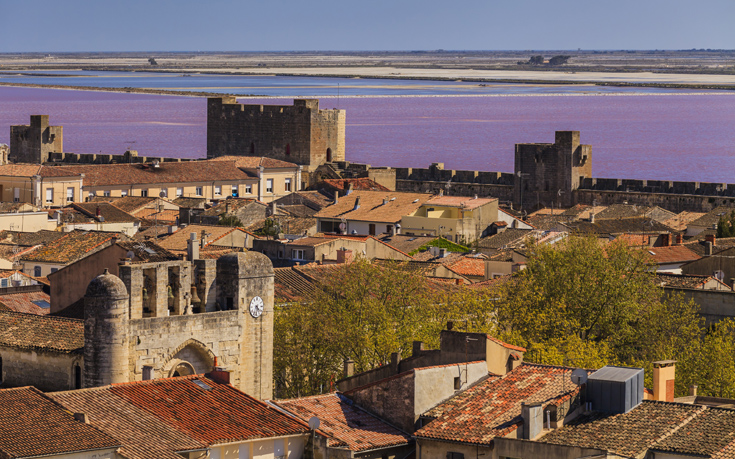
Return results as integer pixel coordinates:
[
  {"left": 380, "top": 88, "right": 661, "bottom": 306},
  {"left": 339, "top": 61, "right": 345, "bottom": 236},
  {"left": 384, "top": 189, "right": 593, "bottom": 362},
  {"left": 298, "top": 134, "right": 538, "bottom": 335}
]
[
  {"left": 10, "top": 115, "right": 64, "bottom": 164},
  {"left": 206, "top": 97, "right": 346, "bottom": 174},
  {"left": 513, "top": 130, "right": 592, "bottom": 211},
  {"left": 216, "top": 251, "right": 275, "bottom": 400},
  {"left": 83, "top": 269, "right": 130, "bottom": 387}
]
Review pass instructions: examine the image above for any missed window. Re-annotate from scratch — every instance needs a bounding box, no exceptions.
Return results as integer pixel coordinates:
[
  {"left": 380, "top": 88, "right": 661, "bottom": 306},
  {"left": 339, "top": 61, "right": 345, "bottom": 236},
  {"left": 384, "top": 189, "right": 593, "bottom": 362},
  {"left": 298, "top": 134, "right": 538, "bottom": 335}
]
[
  {"left": 13, "top": 188, "right": 19, "bottom": 203},
  {"left": 369, "top": 224, "right": 376, "bottom": 236},
  {"left": 214, "top": 185, "right": 222, "bottom": 196},
  {"left": 141, "top": 189, "right": 149, "bottom": 197},
  {"left": 121, "top": 190, "right": 128, "bottom": 197},
  {"left": 66, "top": 187, "right": 74, "bottom": 202},
  {"left": 74, "top": 364, "right": 82, "bottom": 389},
  {"left": 195, "top": 186, "right": 203, "bottom": 196},
  {"left": 454, "top": 377, "right": 461, "bottom": 390},
  {"left": 0, "top": 279, "right": 7, "bottom": 288},
  {"left": 50, "top": 268, "right": 58, "bottom": 273},
  {"left": 231, "top": 185, "right": 239, "bottom": 198},
  {"left": 245, "top": 184, "right": 252, "bottom": 194},
  {"left": 284, "top": 178, "right": 292, "bottom": 192},
  {"left": 326, "top": 148, "right": 332, "bottom": 162},
  {"left": 278, "top": 250, "right": 284, "bottom": 259},
  {"left": 292, "top": 249, "right": 305, "bottom": 260},
  {"left": 266, "top": 179, "right": 274, "bottom": 193},
  {"left": 285, "top": 144, "right": 291, "bottom": 156},
  {"left": 45, "top": 188, "right": 53, "bottom": 203},
  {"left": 103, "top": 190, "right": 111, "bottom": 197},
  {"left": 447, "top": 453, "right": 464, "bottom": 459},
  {"left": 387, "top": 224, "right": 393, "bottom": 234},
  {"left": 34, "top": 266, "right": 41, "bottom": 277}
]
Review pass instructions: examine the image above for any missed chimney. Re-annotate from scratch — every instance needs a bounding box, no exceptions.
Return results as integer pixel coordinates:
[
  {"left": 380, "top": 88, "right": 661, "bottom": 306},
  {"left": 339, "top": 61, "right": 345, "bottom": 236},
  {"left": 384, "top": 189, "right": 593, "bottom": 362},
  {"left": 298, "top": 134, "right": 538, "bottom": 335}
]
[
  {"left": 521, "top": 402, "right": 544, "bottom": 440},
  {"left": 689, "top": 385, "right": 698, "bottom": 397},
  {"left": 206, "top": 367, "right": 232, "bottom": 385},
  {"left": 343, "top": 358, "right": 355, "bottom": 378},
  {"left": 336, "top": 248, "right": 354, "bottom": 264},
  {"left": 589, "top": 213, "right": 595, "bottom": 223},
  {"left": 676, "top": 234, "right": 683, "bottom": 245},
  {"left": 334, "top": 191, "right": 339, "bottom": 204},
  {"left": 705, "top": 241, "right": 713, "bottom": 256},
  {"left": 412, "top": 340, "right": 424, "bottom": 356},
  {"left": 382, "top": 198, "right": 388, "bottom": 206},
  {"left": 95, "top": 206, "right": 101, "bottom": 217},
  {"left": 225, "top": 201, "right": 231, "bottom": 214},
  {"left": 390, "top": 351, "right": 401, "bottom": 372},
  {"left": 353, "top": 196, "right": 361, "bottom": 211},
  {"left": 439, "top": 248, "right": 447, "bottom": 258},
  {"left": 439, "top": 189, "right": 444, "bottom": 197},
  {"left": 73, "top": 413, "right": 90, "bottom": 424},
  {"left": 705, "top": 234, "right": 716, "bottom": 247},
  {"left": 346, "top": 183, "right": 353, "bottom": 195},
  {"left": 652, "top": 360, "right": 676, "bottom": 402},
  {"left": 187, "top": 232, "right": 200, "bottom": 261},
  {"left": 271, "top": 201, "right": 277, "bottom": 216}
]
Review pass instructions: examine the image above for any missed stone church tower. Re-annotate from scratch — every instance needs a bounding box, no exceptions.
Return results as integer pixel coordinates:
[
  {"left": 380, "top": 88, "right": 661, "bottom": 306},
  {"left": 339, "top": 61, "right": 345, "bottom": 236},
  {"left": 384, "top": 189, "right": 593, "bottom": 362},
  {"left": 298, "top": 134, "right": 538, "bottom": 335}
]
[{"left": 82, "top": 252, "right": 275, "bottom": 399}]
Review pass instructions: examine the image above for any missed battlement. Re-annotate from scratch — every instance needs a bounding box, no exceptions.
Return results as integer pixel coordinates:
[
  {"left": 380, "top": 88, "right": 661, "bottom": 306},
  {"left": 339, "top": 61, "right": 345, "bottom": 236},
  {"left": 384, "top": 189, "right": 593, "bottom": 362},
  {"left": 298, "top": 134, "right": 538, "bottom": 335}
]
[{"left": 45, "top": 150, "right": 193, "bottom": 165}]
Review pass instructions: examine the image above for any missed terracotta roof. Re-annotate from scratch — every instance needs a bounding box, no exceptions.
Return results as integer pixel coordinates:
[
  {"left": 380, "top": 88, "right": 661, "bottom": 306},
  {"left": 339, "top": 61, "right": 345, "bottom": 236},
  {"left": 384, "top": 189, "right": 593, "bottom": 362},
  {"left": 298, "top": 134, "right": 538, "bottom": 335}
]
[
  {"left": 38, "top": 160, "right": 252, "bottom": 186},
  {"left": 136, "top": 208, "right": 179, "bottom": 224},
  {"left": 19, "top": 230, "right": 120, "bottom": 264},
  {"left": 378, "top": 235, "right": 437, "bottom": 254},
  {"left": 274, "top": 267, "right": 317, "bottom": 302},
  {"left": 157, "top": 225, "right": 248, "bottom": 251},
  {"left": 0, "top": 163, "right": 43, "bottom": 177},
  {"left": 0, "top": 290, "right": 50, "bottom": 315},
  {"left": 315, "top": 191, "right": 432, "bottom": 223},
  {"left": 541, "top": 401, "right": 704, "bottom": 457},
  {"left": 0, "top": 230, "right": 65, "bottom": 247},
  {"left": 486, "top": 335, "right": 526, "bottom": 352},
  {"left": 274, "top": 190, "right": 334, "bottom": 210},
  {"left": 685, "top": 238, "right": 735, "bottom": 257},
  {"left": 200, "top": 198, "right": 265, "bottom": 217},
  {"left": 478, "top": 229, "right": 534, "bottom": 249},
  {"left": 424, "top": 195, "right": 498, "bottom": 210},
  {"left": 655, "top": 272, "right": 728, "bottom": 289},
  {"left": 321, "top": 178, "right": 391, "bottom": 192},
  {"left": 0, "top": 310, "right": 83, "bottom": 352},
  {"left": 69, "top": 202, "right": 140, "bottom": 223},
  {"left": 563, "top": 217, "right": 675, "bottom": 236},
  {"left": 275, "top": 393, "right": 411, "bottom": 452},
  {"left": 663, "top": 211, "right": 706, "bottom": 231},
  {"left": 651, "top": 406, "right": 735, "bottom": 457},
  {"left": 209, "top": 155, "right": 299, "bottom": 169},
  {"left": 50, "top": 386, "right": 206, "bottom": 459},
  {"left": 646, "top": 245, "right": 701, "bottom": 264},
  {"left": 116, "top": 241, "right": 180, "bottom": 263},
  {"left": 0, "top": 387, "right": 120, "bottom": 458},
  {"left": 91, "top": 196, "right": 158, "bottom": 213},
  {"left": 416, "top": 363, "right": 586, "bottom": 445},
  {"left": 110, "top": 375, "right": 310, "bottom": 445},
  {"left": 172, "top": 197, "right": 207, "bottom": 208},
  {"left": 446, "top": 256, "right": 485, "bottom": 277},
  {"left": 689, "top": 206, "right": 735, "bottom": 228}
]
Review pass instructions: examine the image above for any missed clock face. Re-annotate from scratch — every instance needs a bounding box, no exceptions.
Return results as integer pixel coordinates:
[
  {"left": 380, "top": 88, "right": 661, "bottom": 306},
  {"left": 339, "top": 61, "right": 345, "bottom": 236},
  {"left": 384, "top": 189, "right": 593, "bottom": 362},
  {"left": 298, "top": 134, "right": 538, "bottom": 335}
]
[{"left": 249, "top": 296, "right": 264, "bottom": 318}]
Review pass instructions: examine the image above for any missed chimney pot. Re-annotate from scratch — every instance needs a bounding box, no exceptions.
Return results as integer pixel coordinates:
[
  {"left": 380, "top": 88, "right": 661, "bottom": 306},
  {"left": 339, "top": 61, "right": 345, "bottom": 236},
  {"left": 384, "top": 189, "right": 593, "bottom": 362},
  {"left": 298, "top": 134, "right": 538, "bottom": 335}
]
[
  {"left": 705, "top": 241, "right": 713, "bottom": 256},
  {"left": 689, "top": 384, "right": 698, "bottom": 397},
  {"left": 343, "top": 358, "right": 355, "bottom": 378},
  {"left": 412, "top": 340, "right": 424, "bottom": 355},
  {"left": 653, "top": 360, "right": 676, "bottom": 402}
]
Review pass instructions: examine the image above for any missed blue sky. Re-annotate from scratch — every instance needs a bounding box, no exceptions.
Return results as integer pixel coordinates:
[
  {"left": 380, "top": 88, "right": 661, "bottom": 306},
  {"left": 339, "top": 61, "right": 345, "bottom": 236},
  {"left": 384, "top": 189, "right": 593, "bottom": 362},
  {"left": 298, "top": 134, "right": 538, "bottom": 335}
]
[{"left": 1, "top": 0, "right": 733, "bottom": 52}]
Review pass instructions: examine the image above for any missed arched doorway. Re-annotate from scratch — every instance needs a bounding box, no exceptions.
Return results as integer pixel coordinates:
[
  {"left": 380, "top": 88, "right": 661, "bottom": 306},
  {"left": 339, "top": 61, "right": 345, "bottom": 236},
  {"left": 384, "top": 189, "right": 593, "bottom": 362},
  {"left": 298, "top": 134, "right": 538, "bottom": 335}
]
[
  {"left": 326, "top": 148, "right": 332, "bottom": 162},
  {"left": 168, "top": 360, "right": 197, "bottom": 377}
]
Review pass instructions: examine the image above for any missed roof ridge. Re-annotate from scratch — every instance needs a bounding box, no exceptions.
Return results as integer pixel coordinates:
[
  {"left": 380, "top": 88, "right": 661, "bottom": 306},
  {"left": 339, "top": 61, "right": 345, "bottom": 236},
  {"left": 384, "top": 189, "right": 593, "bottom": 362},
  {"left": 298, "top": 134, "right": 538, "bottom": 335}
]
[{"left": 0, "top": 309, "right": 83, "bottom": 323}]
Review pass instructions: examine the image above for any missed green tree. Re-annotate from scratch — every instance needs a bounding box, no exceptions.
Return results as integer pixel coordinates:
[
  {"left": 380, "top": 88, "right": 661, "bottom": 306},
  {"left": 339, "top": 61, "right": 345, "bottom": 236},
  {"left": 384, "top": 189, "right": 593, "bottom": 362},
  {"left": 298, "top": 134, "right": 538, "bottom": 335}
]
[
  {"left": 261, "top": 218, "right": 280, "bottom": 239},
  {"left": 528, "top": 55, "right": 544, "bottom": 65},
  {"left": 548, "top": 55, "right": 571, "bottom": 66},
  {"left": 218, "top": 214, "right": 243, "bottom": 227},
  {"left": 678, "top": 320, "right": 735, "bottom": 398},
  {"left": 717, "top": 210, "right": 735, "bottom": 238}
]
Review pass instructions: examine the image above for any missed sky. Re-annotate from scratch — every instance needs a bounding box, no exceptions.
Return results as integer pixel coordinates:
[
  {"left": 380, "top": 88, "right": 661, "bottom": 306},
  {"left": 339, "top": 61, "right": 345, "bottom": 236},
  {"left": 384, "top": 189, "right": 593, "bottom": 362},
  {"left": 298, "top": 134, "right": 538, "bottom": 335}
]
[{"left": 1, "top": 0, "right": 733, "bottom": 52}]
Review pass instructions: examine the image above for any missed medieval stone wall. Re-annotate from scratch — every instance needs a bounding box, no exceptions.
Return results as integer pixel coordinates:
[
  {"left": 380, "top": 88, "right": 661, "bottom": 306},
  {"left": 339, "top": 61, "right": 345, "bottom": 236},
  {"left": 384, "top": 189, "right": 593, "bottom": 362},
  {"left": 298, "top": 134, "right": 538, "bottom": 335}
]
[
  {"left": 0, "top": 347, "right": 80, "bottom": 392},
  {"left": 207, "top": 97, "right": 345, "bottom": 171}
]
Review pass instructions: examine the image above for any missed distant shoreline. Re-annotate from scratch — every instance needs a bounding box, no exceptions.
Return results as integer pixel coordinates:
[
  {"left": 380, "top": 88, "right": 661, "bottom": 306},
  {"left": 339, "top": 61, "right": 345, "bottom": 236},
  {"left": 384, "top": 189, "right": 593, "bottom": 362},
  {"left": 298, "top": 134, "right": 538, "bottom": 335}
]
[{"left": 1, "top": 81, "right": 734, "bottom": 99}]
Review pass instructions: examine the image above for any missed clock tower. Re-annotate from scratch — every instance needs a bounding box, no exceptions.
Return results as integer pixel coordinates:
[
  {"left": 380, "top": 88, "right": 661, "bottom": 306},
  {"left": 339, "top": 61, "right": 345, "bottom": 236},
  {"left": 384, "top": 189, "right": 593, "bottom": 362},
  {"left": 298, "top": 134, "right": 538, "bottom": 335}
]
[{"left": 216, "top": 252, "right": 274, "bottom": 399}]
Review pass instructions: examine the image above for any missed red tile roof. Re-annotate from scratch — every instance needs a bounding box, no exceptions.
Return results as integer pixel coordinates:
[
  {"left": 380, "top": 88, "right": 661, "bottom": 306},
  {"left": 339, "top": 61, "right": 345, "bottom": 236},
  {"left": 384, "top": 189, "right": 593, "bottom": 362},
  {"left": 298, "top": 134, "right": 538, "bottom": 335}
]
[
  {"left": 446, "top": 257, "right": 485, "bottom": 277},
  {"left": 541, "top": 401, "right": 704, "bottom": 457},
  {"left": 50, "top": 386, "right": 205, "bottom": 459},
  {"left": 321, "top": 178, "right": 391, "bottom": 192},
  {"left": 110, "top": 375, "right": 310, "bottom": 445},
  {"left": 315, "top": 191, "right": 432, "bottom": 223},
  {"left": 275, "top": 393, "right": 411, "bottom": 452},
  {"left": 652, "top": 406, "right": 735, "bottom": 458},
  {"left": 0, "top": 387, "right": 120, "bottom": 458},
  {"left": 646, "top": 245, "right": 701, "bottom": 264},
  {"left": 0, "top": 311, "right": 83, "bottom": 353},
  {"left": 0, "top": 290, "right": 50, "bottom": 315},
  {"left": 486, "top": 335, "right": 526, "bottom": 352},
  {"left": 416, "top": 363, "right": 586, "bottom": 445},
  {"left": 209, "top": 155, "right": 299, "bottom": 169},
  {"left": 425, "top": 195, "right": 498, "bottom": 210},
  {"left": 19, "top": 230, "right": 120, "bottom": 264}
]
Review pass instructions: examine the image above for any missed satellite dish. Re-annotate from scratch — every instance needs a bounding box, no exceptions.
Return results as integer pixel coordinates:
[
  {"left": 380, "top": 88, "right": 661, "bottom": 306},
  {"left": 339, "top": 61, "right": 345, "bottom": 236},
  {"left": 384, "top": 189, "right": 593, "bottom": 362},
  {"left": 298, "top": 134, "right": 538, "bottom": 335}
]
[
  {"left": 571, "top": 368, "right": 588, "bottom": 386},
  {"left": 126, "top": 251, "right": 135, "bottom": 259},
  {"left": 159, "top": 190, "right": 166, "bottom": 198},
  {"left": 308, "top": 416, "right": 320, "bottom": 430},
  {"left": 339, "top": 222, "right": 346, "bottom": 232}
]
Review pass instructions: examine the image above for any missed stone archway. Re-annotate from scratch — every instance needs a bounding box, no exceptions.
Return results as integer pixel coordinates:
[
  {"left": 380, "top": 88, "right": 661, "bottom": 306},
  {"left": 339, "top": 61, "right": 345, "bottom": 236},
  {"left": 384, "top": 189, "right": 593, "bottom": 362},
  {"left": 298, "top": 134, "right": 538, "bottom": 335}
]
[{"left": 162, "top": 339, "right": 216, "bottom": 377}]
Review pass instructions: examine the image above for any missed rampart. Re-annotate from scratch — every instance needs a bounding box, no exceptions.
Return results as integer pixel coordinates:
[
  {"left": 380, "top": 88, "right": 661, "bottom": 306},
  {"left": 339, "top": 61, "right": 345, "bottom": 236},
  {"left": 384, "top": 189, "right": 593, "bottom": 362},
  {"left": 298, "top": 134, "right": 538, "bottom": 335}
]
[
  {"left": 46, "top": 149, "right": 193, "bottom": 165},
  {"left": 394, "top": 162, "right": 515, "bottom": 203}
]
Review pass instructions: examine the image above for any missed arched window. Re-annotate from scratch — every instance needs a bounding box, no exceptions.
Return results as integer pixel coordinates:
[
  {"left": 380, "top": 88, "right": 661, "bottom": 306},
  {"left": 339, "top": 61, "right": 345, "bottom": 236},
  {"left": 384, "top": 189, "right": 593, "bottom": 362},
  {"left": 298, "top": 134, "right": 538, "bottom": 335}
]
[
  {"left": 326, "top": 148, "right": 332, "bottom": 162},
  {"left": 74, "top": 363, "right": 82, "bottom": 389},
  {"left": 285, "top": 144, "right": 291, "bottom": 156}
]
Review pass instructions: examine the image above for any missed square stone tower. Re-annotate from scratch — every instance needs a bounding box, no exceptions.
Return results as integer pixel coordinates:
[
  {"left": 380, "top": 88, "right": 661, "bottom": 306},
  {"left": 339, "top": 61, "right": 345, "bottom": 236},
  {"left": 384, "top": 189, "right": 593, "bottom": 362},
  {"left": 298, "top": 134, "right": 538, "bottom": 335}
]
[
  {"left": 10, "top": 115, "right": 63, "bottom": 164},
  {"left": 513, "top": 131, "right": 592, "bottom": 211},
  {"left": 206, "top": 97, "right": 345, "bottom": 172}
]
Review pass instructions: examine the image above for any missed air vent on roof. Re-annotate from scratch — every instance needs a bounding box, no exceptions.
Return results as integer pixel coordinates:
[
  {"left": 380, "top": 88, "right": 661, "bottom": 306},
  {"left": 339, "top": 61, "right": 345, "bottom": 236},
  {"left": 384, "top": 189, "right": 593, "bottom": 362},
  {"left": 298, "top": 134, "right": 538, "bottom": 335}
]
[
  {"left": 193, "top": 379, "right": 212, "bottom": 391},
  {"left": 413, "top": 199, "right": 419, "bottom": 203}
]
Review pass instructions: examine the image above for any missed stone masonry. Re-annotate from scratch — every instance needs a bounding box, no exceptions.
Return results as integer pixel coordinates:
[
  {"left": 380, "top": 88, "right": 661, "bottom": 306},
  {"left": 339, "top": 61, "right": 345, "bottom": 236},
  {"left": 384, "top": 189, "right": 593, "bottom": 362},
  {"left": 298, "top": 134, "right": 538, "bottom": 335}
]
[
  {"left": 207, "top": 97, "right": 345, "bottom": 175},
  {"left": 10, "top": 115, "right": 63, "bottom": 163}
]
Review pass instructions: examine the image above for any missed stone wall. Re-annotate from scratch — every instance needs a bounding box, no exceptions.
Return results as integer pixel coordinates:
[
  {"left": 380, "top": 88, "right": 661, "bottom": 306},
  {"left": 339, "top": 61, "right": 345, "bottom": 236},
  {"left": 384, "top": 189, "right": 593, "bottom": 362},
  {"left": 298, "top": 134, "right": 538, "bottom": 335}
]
[
  {"left": 10, "top": 115, "right": 63, "bottom": 163},
  {"left": 347, "top": 371, "right": 416, "bottom": 433},
  {"left": 207, "top": 97, "right": 345, "bottom": 172},
  {"left": 0, "top": 346, "right": 81, "bottom": 392},
  {"left": 665, "top": 287, "right": 735, "bottom": 325}
]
